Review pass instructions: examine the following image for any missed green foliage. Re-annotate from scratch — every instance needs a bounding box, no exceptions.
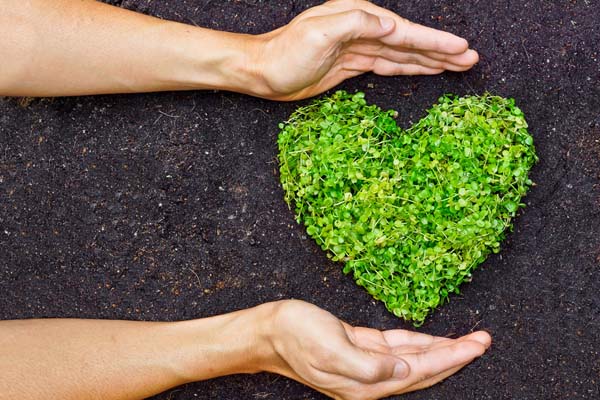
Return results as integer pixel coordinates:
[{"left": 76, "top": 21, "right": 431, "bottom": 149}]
[{"left": 278, "top": 91, "right": 537, "bottom": 325}]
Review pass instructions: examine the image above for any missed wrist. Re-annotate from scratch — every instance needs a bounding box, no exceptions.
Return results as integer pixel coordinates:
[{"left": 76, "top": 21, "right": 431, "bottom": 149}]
[
  {"left": 159, "top": 21, "right": 270, "bottom": 97},
  {"left": 161, "top": 302, "right": 279, "bottom": 383},
  {"left": 214, "top": 32, "right": 271, "bottom": 98}
]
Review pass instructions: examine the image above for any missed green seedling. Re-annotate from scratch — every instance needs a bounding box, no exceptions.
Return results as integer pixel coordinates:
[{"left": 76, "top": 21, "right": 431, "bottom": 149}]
[{"left": 278, "top": 90, "right": 537, "bottom": 325}]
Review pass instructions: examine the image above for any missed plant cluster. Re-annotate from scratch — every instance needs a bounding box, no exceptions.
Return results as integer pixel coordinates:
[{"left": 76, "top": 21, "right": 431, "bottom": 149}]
[{"left": 278, "top": 90, "right": 537, "bottom": 325}]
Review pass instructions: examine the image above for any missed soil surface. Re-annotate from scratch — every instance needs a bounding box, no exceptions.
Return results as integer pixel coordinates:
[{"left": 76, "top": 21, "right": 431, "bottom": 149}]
[{"left": 1, "top": 1, "right": 599, "bottom": 399}]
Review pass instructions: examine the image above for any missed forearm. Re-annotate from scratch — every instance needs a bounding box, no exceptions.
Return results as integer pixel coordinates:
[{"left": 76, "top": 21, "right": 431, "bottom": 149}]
[
  {"left": 0, "top": 303, "right": 275, "bottom": 400},
  {"left": 0, "top": 0, "right": 265, "bottom": 96}
]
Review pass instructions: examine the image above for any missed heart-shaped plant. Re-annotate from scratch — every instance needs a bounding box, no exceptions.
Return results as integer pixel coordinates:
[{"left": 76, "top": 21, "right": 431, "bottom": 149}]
[{"left": 278, "top": 91, "right": 537, "bottom": 325}]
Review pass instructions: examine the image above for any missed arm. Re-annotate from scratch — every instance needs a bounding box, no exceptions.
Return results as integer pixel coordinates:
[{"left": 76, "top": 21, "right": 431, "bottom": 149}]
[
  {"left": 0, "top": 0, "right": 479, "bottom": 99},
  {"left": 0, "top": 303, "right": 273, "bottom": 400},
  {"left": 0, "top": 300, "right": 491, "bottom": 400}
]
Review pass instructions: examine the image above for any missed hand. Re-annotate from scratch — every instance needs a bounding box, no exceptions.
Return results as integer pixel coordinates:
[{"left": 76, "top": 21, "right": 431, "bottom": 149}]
[
  {"left": 262, "top": 300, "right": 491, "bottom": 400},
  {"left": 252, "top": 0, "right": 479, "bottom": 100}
]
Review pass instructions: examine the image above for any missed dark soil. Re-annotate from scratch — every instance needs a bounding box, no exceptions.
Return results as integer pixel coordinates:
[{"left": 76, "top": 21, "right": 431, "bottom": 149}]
[{"left": 1, "top": 1, "right": 599, "bottom": 399}]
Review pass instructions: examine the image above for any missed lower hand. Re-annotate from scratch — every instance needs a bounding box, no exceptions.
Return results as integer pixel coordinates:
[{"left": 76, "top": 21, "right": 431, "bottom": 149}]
[
  {"left": 261, "top": 300, "right": 491, "bottom": 400},
  {"left": 251, "top": 0, "right": 480, "bottom": 100}
]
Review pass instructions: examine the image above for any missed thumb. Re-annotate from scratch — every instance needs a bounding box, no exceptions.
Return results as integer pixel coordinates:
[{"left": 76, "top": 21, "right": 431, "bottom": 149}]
[
  {"left": 311, "top": 10, "right": 395, "bottom": 42},
  {"left": 332, "top": 342, "right": 410, "bottom": 383}
]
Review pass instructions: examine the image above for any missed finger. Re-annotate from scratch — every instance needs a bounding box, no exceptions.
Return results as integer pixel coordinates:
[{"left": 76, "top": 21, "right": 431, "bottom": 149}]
[
  {"left": 351, "top": 329, "right": 492, "bottom": 356},
  {"left": 338, "top": 52, "right": 376, "bottom": 72},
  {"left": 348, "top": 327, "right": 489, "bottom": 363},
  {"left": 365, "top": 361, "right": 468, "bottom": 398},
  {"left": 381, "top": 328, "right": 451, "bottom": 347},
  {"left": 400, "top": 339, "right": 487, "bottom": 386},
  {"left": 460, "top": 331, "right": 492, "bottom": 348},
  {"left": 357, "top": 339, "right": 488, "bottom": 399},
  {"left": 389, "top": 331, "right": 492, "bottom": 355},
  {"left": 325, "top": 346, "right": 409, "bottom": 384},
  {"left": 319, "top": 333, "right": 409, "bottom": 384},
  {"left": 398, "top": 332, "right": 492, "bottom": 393},
  {"left": 346, "top": 41, "right": 479, "bottom": 68},
  {"left": 382, "top": 20, "right": 469, "bottom": 54},
  {"left": 414, "top": 48, "right": 480, "bottom": 65},
  {"left": 306, "top": 0, "right": 471, "bottom": 53},
  {"left": 337, "top": 53, "right": 444, "bottom": 76},
  {"left": 308, "top": 9, "right": 395, "bottom": 43},
  {"left": 347, "top": 325, "right": 450, "bottom": 354},
  {"left": 344, "top": 325, "right": 393, "bottom": 354},
  {"left": 342, "top": 46, "right": 474, "bottom": 72},
  {"left": 371, "top": 58, "right": 445, "bottom": 76}
]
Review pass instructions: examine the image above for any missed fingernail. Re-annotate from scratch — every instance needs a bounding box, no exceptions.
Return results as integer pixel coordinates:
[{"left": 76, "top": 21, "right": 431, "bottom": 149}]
[
  {"left": 393, "top": 359, "right": 409, "bottom": 379},
  {"left": 379, "top": 16, "right": 395, "bottom": 31}
]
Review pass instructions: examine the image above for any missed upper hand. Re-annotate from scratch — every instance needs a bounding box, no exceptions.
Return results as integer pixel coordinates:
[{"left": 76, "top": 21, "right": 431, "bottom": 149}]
[
  {"left": 261, "top": 300, "right": 491, "bottom": 400},
  {"left": 250, "top": 0, "right": 479, "bottom": 100}
]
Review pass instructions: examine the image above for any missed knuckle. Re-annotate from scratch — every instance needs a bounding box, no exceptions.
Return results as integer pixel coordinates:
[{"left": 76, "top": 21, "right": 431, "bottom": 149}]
[
  {"left": 414, "top": 351, "right": 435, "bottom": 382},
  {"left": 347, "top": 9, "right": 368, "bottom": 27},
  {"left": 359, "top": 361, "right": 387, "bottom": 383},
  {"left": 343, "top": 54, "right": 375, "bottom": 72},
  {"left": 301, "top": 21, "right": 327, "bottom": 44},
  {"left": 272, "top": 299, "right": 307, "bottom": 327},
  {"left": 404, "top": 53, "right": 419, "bottom": 64},
  {"left": 339, "top": 53, "right": 355, "bottom": 69},
  {"left": 397, "top": 21, "right": 414, "bottom": 46},
  {"left": 432, "top": 60, "right": 445, "bottom": 69}
]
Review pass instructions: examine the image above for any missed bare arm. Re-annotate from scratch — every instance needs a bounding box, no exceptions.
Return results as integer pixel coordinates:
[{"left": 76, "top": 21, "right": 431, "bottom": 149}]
[
  {"left": 0, "top": 304, "right": 273, "bottom": 399},
  {"left": 0, "top": 300, "right": 490, "bottom": 400},
  {"left": 0, "top": 0, "right": 479, "bottom": 99},
  {"left": 0, "top": 0, "right": 262, "bottom": 96}
]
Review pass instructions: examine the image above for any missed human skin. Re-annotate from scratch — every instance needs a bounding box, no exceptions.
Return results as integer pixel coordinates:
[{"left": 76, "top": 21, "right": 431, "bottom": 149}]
[
  {"left": 0, "top": 1, "right": 489, "bottom": 399},
  {"left": 0, "top": 300, "right": 491, "bottom": 400},
  {"left": 0, "top": 0, "right": 479, "bottom": 99}
]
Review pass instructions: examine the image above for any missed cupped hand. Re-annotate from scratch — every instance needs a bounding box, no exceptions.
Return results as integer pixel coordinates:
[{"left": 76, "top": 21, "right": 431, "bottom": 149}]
[
  {"left": 252, "top": 0, "right": 479, "bottom": 100},
  {"left": 263, "top": 300, "right": 491, "bottom": 400}
]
